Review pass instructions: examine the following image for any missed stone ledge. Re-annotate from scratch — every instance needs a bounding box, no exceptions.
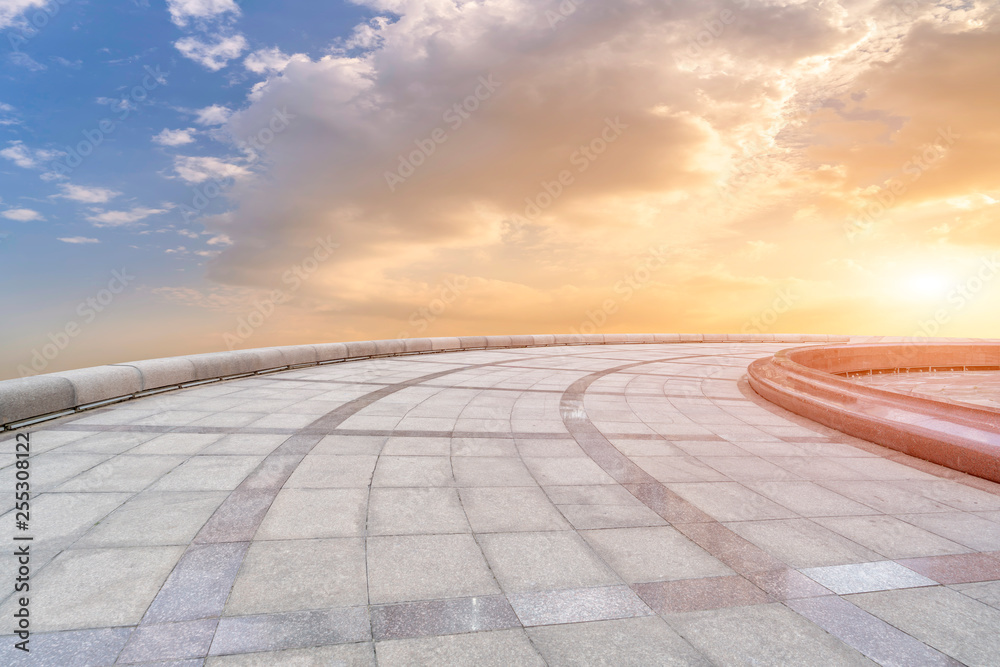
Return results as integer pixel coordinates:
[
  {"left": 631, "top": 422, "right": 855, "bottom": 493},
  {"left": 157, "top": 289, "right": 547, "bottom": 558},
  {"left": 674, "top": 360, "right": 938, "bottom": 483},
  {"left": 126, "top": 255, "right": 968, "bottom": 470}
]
[
  {"left": 748, "top": 342, "right": 1000, "bottom": 484},
  {"left": 1, "top": 333, "right": 849, "bottom": 430}
]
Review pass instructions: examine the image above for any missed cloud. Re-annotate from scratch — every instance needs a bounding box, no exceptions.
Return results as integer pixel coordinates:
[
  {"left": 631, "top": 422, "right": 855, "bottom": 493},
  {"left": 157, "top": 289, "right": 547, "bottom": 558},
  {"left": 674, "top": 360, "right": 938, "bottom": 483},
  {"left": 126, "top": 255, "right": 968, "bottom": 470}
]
[
  {"left": 154, "top": 127, "right": 198, "bottom": 146},
  {"left": 175, "top": 34, "right": 248, "bottom": 71},
  {"left": 244, "top": 47, "right": 308, "bottom": 75},
  {"left": 56, "top": 183, "right": 121, "bottom": 204},
  {"left": 2, "top": 208, "right": 43, "bottom": 221},
  {"left": 85, "top": 206, "right": 170, "bottom": 227},
  {"left": 166, "top": 0, "right": 240, "bottom": 27},
  {"left": 194, "top": 104, "right": 232, "bottom": 126},
  {"left": 58, "top": 236, "right": 100, "bottom": 244},
  {"left": 0, "top": 0, "right": 47, "bottom": 29},
  {"left": 0, "top": 140, "right": 60, "bottom": 169},
  {"left": 172, "top": 156, "right": 250, "bottom": 184}
]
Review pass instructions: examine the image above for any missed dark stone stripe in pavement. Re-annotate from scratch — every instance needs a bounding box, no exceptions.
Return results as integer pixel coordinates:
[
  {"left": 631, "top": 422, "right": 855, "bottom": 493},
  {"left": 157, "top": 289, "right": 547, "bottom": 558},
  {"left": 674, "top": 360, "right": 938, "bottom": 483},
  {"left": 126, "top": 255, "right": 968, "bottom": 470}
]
[{"left": 370, "top": 595, "right": 520, "bottom": 641}]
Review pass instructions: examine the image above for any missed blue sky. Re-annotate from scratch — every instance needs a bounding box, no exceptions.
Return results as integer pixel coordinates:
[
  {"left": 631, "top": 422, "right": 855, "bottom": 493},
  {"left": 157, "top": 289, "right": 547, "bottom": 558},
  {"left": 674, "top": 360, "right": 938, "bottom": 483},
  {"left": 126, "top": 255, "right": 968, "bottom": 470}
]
[{"left": 1, "top": 1, "right": 998, "bottom": 380}]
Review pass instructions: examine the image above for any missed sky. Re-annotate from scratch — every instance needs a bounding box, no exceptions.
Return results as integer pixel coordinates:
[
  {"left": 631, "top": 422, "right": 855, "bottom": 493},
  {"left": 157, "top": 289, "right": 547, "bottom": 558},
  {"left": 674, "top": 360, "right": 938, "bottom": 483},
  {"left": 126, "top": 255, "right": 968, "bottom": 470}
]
[{"left": 0, "top": 0, "right": 998, "bottom": 379}]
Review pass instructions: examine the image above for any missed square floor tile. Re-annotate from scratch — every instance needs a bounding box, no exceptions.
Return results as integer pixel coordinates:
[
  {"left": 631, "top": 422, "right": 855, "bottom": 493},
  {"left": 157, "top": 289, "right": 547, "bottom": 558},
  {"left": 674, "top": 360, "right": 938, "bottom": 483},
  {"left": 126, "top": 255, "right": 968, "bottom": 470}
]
[
  {"left": 374, "top": 629, "right": 545, "bottom": 667},
  {"left": 634, "top": 575, "right": 771, "bottom": 613},
  {"left": 368, "top": 487, "right": 470, "bottom": 535},
  {"left": 814, "top": 515, "right": 971, "bottom": 559},
  {"left": 460, "top": 487, "right": 570, "bottom": 532},
  {"left": 478, "top": 531, "right": 620, "bottom": 594},
  {"left": 581, "top": 526, "right": 732, "bottom": 583},
  {"left": 256, "top": 488, "right": 367, "bottom": 539},
  {"left": 724, "top": 519, "right": 881, "bottom": 568},
  {"left": 801, "top": 561, "right": 936, "bottom": 594}
]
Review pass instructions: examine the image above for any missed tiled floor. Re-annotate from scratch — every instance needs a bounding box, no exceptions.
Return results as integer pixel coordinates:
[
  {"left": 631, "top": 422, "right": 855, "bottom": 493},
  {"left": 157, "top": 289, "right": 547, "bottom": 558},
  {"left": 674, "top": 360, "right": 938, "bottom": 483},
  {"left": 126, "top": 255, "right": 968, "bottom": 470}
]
[
  {"left": 855, "top": 369, "right": 1000, "bottom": 409},
  {"left": 2, "top": 342, "right": 1000, "bottom": 665}
]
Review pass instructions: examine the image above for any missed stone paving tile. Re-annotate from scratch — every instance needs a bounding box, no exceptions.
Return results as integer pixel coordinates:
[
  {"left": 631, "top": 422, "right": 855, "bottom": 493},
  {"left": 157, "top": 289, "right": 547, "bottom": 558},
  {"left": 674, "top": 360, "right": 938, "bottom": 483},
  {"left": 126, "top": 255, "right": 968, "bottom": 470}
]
[
  {"left": 508, "top": 584, "right": 653, "bottom": 626},
  {"left": 744, "top": 568, "right": 832, "bottom": 600},
  {"left": 848, "top": 586, "right": 1000, "bottom": 666},
  {"left": 130, "top": 434, "right": 225, "bottom": 456},
  {"left": 206, "top": 643, "right": 376, "bottom": 666},
  {"left": 150, "top": 456, "right": 264, "bottom": 492},
  {"left": 371, "top": 456, "right": 454, "bottom": 487},
  {"left": 582, "top": 526, "right": 732, "bottom": 583},
  {"left": 526, "top": 616, "right": 713, "bottom": 666},
  {"left": 478, "top": 531, "right": 620, "bottom": 594},
  {"left": 118, "top": 619, "right": 218, "bottom": 663},
  {"left": 194, "top": 489, "right": 276, "bottom": 543},
  {"left": 311, "top": 434, "right": 386, "bottom": 455},
  {"left": 367, "top": 534, "right": 500, "bottom": 604},
  {"left": 144, "top": 542, "right": 249, "bottom": 623},
  {"left": 451, "top": 437, "right": 518, "bottom": 457},
  {"left": 226, "top": 538, "right": 367, "bottom": 615},
  {"left": 374, "top": 628, "right": 545, "bottom": 667},
  {"left": 634, "top": 575, "right": 771, "bottom": 613},
  {"left": 899, "top": 512, "right": 1000, "bottom": 551},
  {"left": 460, "top": 487, "right": 570, "bottom": 532},
  {"left": 787, "top": 595, "right": 961, "bottom": 667},
  {"left": 75, "top": 490, "right": 228, "bottom": 547},
  {"left": 673, "top": 521, "right": 787, "bottom": 574},
  {"left": 522, "top": 457, "right": 617, "bottom": 485},
  {"left": 816, "top": 480, "right": 955, "bottom": 514},
  {"left": 742, "top": 480, "right": 881, "bottom": 517},
  {"left": 725, "top": 518, "right": 883, "bottom": 568},
  {"left": 381, "top": 436, "right": 452, "bottom": 456},
  {"left": 369, "top": 487, "right": 470, "bottom": 535},
  {"left": 0, "top": 546, "right": 185, "bottom": 631},
  {"left": 197, "top": 434, "right": 290, "bottom": 456},
  {"left": 896, "top": 552, "right": 1000, "bottom": 584},
  {"left": 23, "top": 452, "right": 110, "bottom": 490},
  {"left": 210, "top": 607, "right": 371, "bottom": 656},
  {"left": 667, "top": 482, "right": 798, "bottom": 521},
  {"left": 950, "top": 580, "right": 1000, "bottom": 610},
  {"left": 557, "top": 502, "right": 668, "bottom": 529},
  {"left": 256, "top": 488, "right": 367, "bottom": 539},
  {"left": 801, "top": 561, "right": 937, "bottom": 594},
  {"left": 371, "top": 595, "right": 520, "bottom": 641},
  {"left": 814, "top": 515, "right": 972, "bottom": 559},
  {"left": 0, "top": 627, "right": 132, "bottom": 667},
  {"left": 1, "top": 492, "right": 132, "bottom": 552},
  {"left": 59, "top": 431, "right": 160, "bottom": 455},
  {"left": 452, "top": 456, "right": 538, "bottom": 486},
  {"left": 632, "top": 456, "right": 730, "bottom": 483},
  {"left": 664, "top": 602, "right": 875, "bottom": 666},
  {"left": 284, "top": 454, "right": 377, "bottom": 488}
]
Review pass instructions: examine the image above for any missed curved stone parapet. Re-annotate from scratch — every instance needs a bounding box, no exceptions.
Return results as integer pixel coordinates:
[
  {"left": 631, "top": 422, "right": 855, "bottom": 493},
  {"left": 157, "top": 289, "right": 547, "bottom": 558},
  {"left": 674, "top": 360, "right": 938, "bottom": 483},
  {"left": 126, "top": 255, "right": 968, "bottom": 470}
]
[
  {"left": 748, "top": 342, "right": 1000, "bottom": 483},
  {"left": 0, "top": 333, "right": 848, "bottom": 430}
]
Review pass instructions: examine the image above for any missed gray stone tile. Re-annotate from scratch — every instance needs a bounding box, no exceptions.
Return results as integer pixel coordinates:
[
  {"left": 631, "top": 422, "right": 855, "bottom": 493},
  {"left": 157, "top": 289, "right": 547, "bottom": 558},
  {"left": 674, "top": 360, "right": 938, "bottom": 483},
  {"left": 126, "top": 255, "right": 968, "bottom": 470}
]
[
  {"left": 198, "top": 434, "right": 290, "bottom": 456},
  {"left": 890, "top": 480, "right": 1000, "bottom": 512},
  {"left": 256, "top": 488, "right": 368, "bottom": 539},
  {"left": 557, "top": 503, "right": 668, "bottom": 529},
  {"left": 951, "top": 580, "right": 1000, "bottom": 611},
  {"left": 368, "top": 487, "right": 470, "bottom": 535},
  {"left": 522, "top": 457, "right": 617, "bottom": 485},
  {"left": 0, "top": 546, "right": 185, "bottom": 631},
  {"left": 478, "top": 531, "right": 620, "bottom": 594},
  {"left": 743, "top": 481, "right": 881, "bottom": 517},
  {"left": 460, "top": 487, "right": 570, "bottom": 532},
  {"left": 666, "top": 482, "right": 797, "bottom": 521},
  {"left": 195, "top": 489, "right": 275, "bottom": 543},
  {"left": 544, "top": 484, "right": 642, "bottom": 506},
  {"left": 899, "top": 512, "right": 1000, "bottom": 552},
  {"left": 818, "top": 480, "right": 955, "bottom": 514},
  {"left": 4, "top": 491, "right": 131, "bottom": 551},
  {"left": 367, "top": 534, "right": 500, "bottom": 604},
  {"left": 151, "top": 456, "right": 264, "bottom": 492},
  {"left": 210, "top": 607, "right": 371, "bottom": 656},
  {"left": 131, "top": 433, "right": 225, "bottom": 455},
  {"left": 312, "top": 434, "right": 386, "bottom": 455},
  {"left": 374, "top": 629, "right": 545, "bottom": 667},
  {"left": 372, "top": 456, "right": 454, "bottom": 487},
  {"left": 516, "top": 439, "right": 587, "bottom": 457},
  {"left": 144, "top": 542, "right": 249, "bottom": 623},
  {"left": 666, "top": 602, "right": 874, "bottom": 666},
  {"left": 226, "top": 538, "right": 367, "bottom": 615},
  {"left": 849, "top": 586, "right": 1000, "bottom": 666},
  {"left": 55, "top": 454, "right": 185, "bottom": 492},
  {"left": 451, "top": 437, "right": 518, "bottom": 457},
  {"left": 802, "top": 561, "right": 937, "bottom": 594},
  {"left": 60, "top": 432, "right": 159, "bottom": 454},
  {"left": 581, "top": 526, "right": 732, "bottom": 583},
  {"left": 0, "top": 627, "right": 132, "bottom": 667},
  {"left": 24, "top": 452, "right": 110, "bottom": 490},
  {"left": 788, "top": 595, "right": 961, "bottom": 667},
  {"left": 381, "top": 436, "right": 452, "bottom": 456},
  {"left": 527, "top": 616, "right": 713, "bottom": 666},
  {"left": 76, "top": 491, "right": 228, "bottom": 547},
  {"left": 285, "top": 455, "right": 378, "bottom": 488},
  {"left": 206, "top": 643, "right": 376, "bottom": 666},
  {"left": 371, "top": 595, "right": 520, "bottom": 641},
  {"left": 509, "top": 584, "right": 652, "bottom": 626},
  {"left": 814, "top": 515, "right": 972, "bottom": 559},
  {"left": 724, "top": 518, "right": 882, "bottom": 568},
  {"left": 118, "top": 619, "right": 218, "bottom": 663},
  {"left": 452, "top": 457, "right": 538, "bottom": 486}
]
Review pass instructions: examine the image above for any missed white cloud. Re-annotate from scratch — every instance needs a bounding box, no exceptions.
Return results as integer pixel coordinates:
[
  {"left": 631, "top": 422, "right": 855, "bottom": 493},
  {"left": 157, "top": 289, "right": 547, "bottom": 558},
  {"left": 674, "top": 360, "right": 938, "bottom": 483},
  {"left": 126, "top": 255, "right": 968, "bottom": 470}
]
[
  {"left": 194, "top": 104, "right": 232, "bottom": 126},
  {"left": 2, "top": 208, "right": 43, "bottom": 222},
  {"left": 0, "top": 140, "right": 60, "bottom": 169},
  {"left": 207, "top": 233, "right": 232, "bottom": 245},
  {"left": 175, "top": 34, "right": 247, "bottom": 71},
  {"left": 85, "top": 206, "right": 170, "bottom": 227},
  {"left": 58, "top": 236, "right": 100, "bottom": 244},
  {"left": 0, "top": 0, "right": 47, "bottom": 29},
  {"left": 244, "top": 47, "right": 307, "bottom": 75},
  {"left": 56, "top": 183, "right": 120, "bottom": 204},
  {"left": 154, "top": 127, "right": 198, "bottom": 146},
  {"left": 173, "top": 156, "right": 250, "bottom": 184},
  {"left": 166, "top": 0, "right": 240, "bottom": 27}
]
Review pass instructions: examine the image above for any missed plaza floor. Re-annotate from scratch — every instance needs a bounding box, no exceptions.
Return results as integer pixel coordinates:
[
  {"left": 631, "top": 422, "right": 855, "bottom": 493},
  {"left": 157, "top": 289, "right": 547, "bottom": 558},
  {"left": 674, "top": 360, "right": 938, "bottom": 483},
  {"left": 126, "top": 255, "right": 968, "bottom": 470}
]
[{"left": 2, "top": 342, "right": 1000, "bottom": 666}]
